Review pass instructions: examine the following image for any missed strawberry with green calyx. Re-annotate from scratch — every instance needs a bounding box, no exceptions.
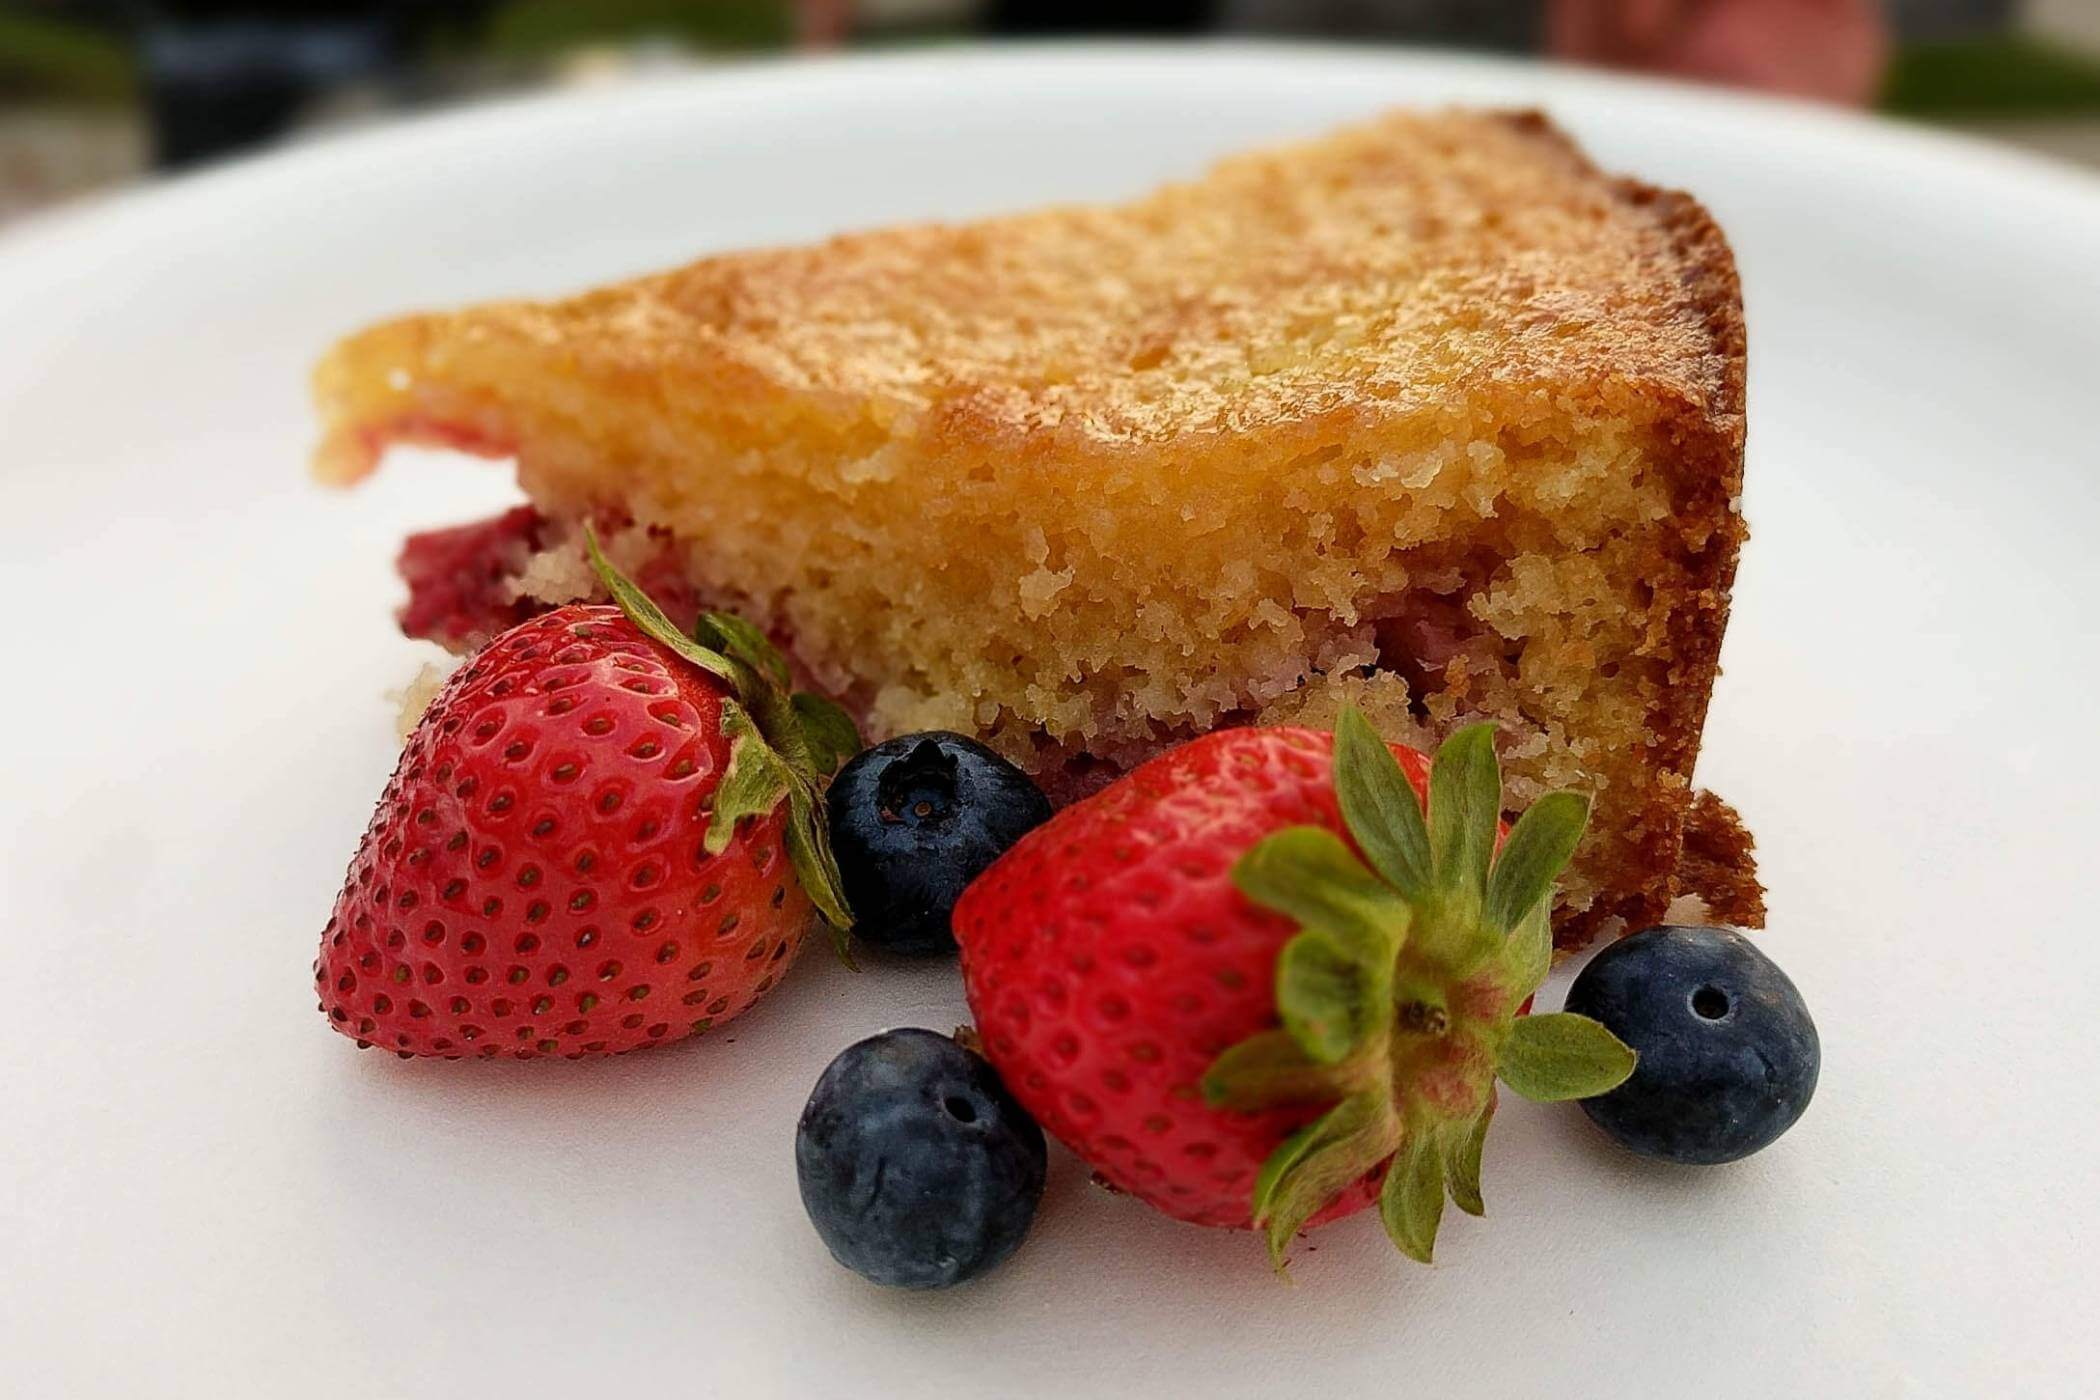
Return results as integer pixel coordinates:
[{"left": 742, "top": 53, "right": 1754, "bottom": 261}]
[
  {"left": 315, "top": 532, "right": 860, "bottom": 1059},
  {"left": 1207, "top": 708, "right": 1635, "bottom": 1267},
  {"left": 582, "top": 530, "right": 859, "bottom": 955},
  {"left": 953, "top": 707, "right": 1633, "bottom": 1268}
]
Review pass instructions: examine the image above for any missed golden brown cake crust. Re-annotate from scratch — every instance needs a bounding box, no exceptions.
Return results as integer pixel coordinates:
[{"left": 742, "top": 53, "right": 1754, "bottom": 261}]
[
  {"left": 314, "top": 108, "right": 1760, "bottom": 945},
  {"left": 1677, "top": 790, "right": 1766, "bottom": 928},
  {"left": 316, "top": 109, "right": 1745, "bottom": 490},
  {"left": 1566, "top": 164, "right": 1753, "bottom": 940}
]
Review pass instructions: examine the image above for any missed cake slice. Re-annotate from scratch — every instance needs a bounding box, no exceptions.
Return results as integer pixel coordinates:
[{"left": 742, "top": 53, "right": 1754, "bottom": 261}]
[{"left": 314, "top": 108, "right": 1761, "bottom": 944}]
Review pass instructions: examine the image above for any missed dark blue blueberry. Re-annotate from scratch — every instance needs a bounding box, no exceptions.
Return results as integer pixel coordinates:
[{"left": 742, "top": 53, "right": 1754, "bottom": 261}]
[
  {"left": 827, "top": 732, "right": 1052, "bottom": 955},
  {"left": 795, "top": 1028, "right": 1047, "bottom": 1289},
  {"left": 1565, "top": 925, "right": 1819, "bottom": 1165}
]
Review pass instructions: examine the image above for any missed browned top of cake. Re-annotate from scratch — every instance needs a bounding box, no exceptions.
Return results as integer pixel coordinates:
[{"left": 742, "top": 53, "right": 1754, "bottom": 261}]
[{"left": 318, "top": 108, "right": 1741, "bottom": 481}]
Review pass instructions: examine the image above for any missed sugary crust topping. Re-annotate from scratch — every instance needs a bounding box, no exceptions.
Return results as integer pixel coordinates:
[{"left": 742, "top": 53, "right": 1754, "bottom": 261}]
[{"left": 315, "top": 108, "right": 1745, "bottom": 484}]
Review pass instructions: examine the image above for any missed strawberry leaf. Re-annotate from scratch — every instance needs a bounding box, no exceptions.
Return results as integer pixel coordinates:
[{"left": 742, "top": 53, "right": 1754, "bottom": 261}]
[
  {"left": 784, "top": 788, "right": 856, "bottom": 947},
  {"left": 1378, "top": 1128, "right": 1446, "bottom": 1264},
  {"left": 1236, "top": 827, "right": 1410, "bottom": 1064},
  {"left": 1497, "top": 1012, "right": 1638, "bottom": 1102},
  {"left": 1428, "top": 723, "right": 1501, "bottom": 900},
  {"left": 1502, "top": 897, "right": 1554, "bottom": 1001},
  {"left": 1333, "top": 705, "right": 1433, "bottom": 902},
  {"left": 1250, "top": 1121, "right": 1321, "bottom": 1228},
  {"left": 695, "top": 611, "right": 792, "bottom": 689},
  {"left": 1484, "top": 790, "right": 1589, "bottom": 935},
  {"left": 1201, "top": 1029, "right": 1340, "bottom": 1110},
  {"left": 744, "top": 679, "right": 819, "bottom": 774},
  {"left": 705, "top": 711, "right": 795, "bottom": 856},
  {"left": 1441, "top": 1094, "right": 1493, "bottom": 1217},
  {"left": 1254, "top": 1092, "right": 1400, "bottom": 1271},
  {"left": 1233, "top": 827, "right": 1410, "bottom": 969},
  {"left": 1275, "top": 930, "right": 1378, "bottom": 1065},
  {"left": 584, "top": 529, "right": 741, "bottom": 688},
  {"left": 792, "top": 692, "right": 862, "bottom": 777}
]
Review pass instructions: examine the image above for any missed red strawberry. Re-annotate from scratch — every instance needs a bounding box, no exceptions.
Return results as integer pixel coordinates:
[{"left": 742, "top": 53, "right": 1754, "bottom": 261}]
[
  {"left": 316, "top": 533, "right": 858, "bottom": 1058},
  {"left": 955, "top": 709, "right": 1633, "bottom": 1266}
]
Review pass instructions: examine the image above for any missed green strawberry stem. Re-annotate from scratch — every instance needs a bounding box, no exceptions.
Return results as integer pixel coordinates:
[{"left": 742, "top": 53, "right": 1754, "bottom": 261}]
[
  {"left": 584, "top": 528, "right": 860, "bottom": 955},
  {"left": 1202, "top": 706, "right": 1635, "bottom": 1270}
]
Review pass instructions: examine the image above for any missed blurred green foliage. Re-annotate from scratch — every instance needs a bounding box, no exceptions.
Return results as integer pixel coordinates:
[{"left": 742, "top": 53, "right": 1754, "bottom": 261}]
[
  {"left": 1883, "top": 36, "right": 2100, "bottom": 114},
  {"left": 0, "top": 10, "right": 136, "bottom": 103},
  {"left": 485, "top": 0, "right": 796, "bottom": 56}
]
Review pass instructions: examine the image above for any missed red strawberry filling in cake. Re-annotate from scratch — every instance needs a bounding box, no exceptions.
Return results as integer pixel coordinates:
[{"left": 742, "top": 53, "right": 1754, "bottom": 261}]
[
  {"left": 400, "top": 507, "right": 1524, "bottom": 813},
  {"left": 391, "top": 488, "right": 1760, "bottom": 942}
]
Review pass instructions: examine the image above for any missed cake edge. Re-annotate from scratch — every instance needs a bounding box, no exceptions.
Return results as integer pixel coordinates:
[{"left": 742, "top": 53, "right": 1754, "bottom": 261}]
[{"left": 1579, "top": 170, "right": 1756, "bottom": 940}]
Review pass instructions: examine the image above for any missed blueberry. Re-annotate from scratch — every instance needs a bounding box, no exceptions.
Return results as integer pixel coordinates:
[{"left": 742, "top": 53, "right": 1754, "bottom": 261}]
[
  {"left": 1565, "top": 925, "right": 1819, "bottom": 1165},
  {"left": 795, "top": 1028, "right": 1047, "bottom": 1289},
  {"left": 827, "top": 733, "right": 1052, "bottom": 955}
]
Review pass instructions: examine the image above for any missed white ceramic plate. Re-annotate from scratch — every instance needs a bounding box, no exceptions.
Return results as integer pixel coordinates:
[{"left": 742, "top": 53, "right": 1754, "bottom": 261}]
[{"left": 5, "top": 43, "right": 2097, "bottom": 1399}]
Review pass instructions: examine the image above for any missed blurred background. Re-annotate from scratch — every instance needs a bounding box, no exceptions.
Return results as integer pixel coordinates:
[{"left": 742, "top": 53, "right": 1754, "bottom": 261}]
[{"left": 3, "top": 0, "right": 2098, "bottom": 225}]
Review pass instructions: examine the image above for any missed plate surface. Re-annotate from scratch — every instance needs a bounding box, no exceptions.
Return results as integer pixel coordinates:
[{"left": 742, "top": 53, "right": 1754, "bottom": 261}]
[{"left": 4, "top": 43, "right": 2097, "bottom": 1399}]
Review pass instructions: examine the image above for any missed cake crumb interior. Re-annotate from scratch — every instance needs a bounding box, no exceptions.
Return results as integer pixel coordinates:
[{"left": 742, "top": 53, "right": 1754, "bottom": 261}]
[{"left": 471, "top": 412, "right": 1704, "bottom": 924}]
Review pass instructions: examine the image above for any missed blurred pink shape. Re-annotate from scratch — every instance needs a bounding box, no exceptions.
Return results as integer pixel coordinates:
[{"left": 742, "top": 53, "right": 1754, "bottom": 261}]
[
  {"left": 798, "top": 0, "right": 851, "bottom": 47},
  {"left": 1547, "top": 0, "right": 1890, "bottom": 106}
]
